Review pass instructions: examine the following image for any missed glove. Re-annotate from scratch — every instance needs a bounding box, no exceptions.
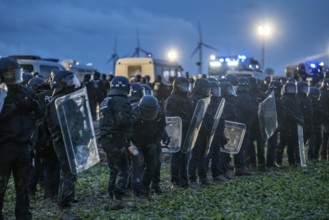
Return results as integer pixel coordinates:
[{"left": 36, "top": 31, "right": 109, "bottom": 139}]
[{"left": 162, "top": 136, "right": 171, "bottom": 145}]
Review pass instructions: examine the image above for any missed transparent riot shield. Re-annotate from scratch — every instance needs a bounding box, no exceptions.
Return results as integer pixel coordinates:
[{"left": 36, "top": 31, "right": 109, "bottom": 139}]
[
  {"left": 55, "top": 87, "right": 100, "bottom": 174},
  {"left": 162, "top": 116, "right": 182, "bottom": 153},
  {"left": 204, "top": 98, "right": 226, "bottom": 157},
  {"left": 0, "top": 83, "right": 7, "bottom": 113},
  {"left": 181, "top": 97, "right": 211, "bottom": 154},
  {"left": 220, "top": 120, "right": 246, "bottom": 154},
  {"left": 298, "top": 124, "right": 307, "bottom": 168},
  {"left": 258, "top": 90, "right": 278, "bottom": 141}
]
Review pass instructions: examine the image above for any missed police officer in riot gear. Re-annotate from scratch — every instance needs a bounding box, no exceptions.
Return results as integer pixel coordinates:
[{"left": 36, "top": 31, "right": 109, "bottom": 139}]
[
  {"left": 188, "top": 78, "right": 212, "bottom": 186},
  {"left": 203, "top": 79, "right": 228, "bottom": 182},
  {"left": 165, "top": 77, "right": 193, "bottom": 188},
  {"left": 234, "top": 77, "right": 257, "bottom": 176},
  {"left": 297, "top": 81, "right": 313, "bottom": 147},
  {"left": 265, "top": 80, "right": 283, "bottom": 169},
  {"left": 319, "top": 78, "right": 329, "bottom": 160},
  {"left": 0, "top": 57, "right": 41, "bottom": 220},
  {"left": 308, "top": 86, "right": 322, "bottom": 162},
  {"left": 128, "top": 82, "right": 145, "bottom": 198},
  {"left": 87, "top": 71, "right": 105, "bottom": 120},
  {"left": 276, "top": 81, "right": 303, "bottom": 167},
  {"left": 46, "top": 70, "right": 82, "bottom": 219},
  {"left": 100, "top": 76, "right": 137, "bottom": 209},
  {"left": 248, "top": 76, "right": 267, "bottom": 171},
  {"left": 131, "top": 96, "right": 167, "bottom": 197},
  {"left": 27, "top": 77, "right": 59, "bottom": 199}
]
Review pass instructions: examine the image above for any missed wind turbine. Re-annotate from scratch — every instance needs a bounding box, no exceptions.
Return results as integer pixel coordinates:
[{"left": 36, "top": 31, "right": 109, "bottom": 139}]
[
  {"left": 107, "top": 36, "right": 120, "bottom": 73},
  {"left": 191, "top": 21, "right": 219, "bottom": 74},
  {"left": 132, "top": 29, "right": 151, "bottom": 57}
]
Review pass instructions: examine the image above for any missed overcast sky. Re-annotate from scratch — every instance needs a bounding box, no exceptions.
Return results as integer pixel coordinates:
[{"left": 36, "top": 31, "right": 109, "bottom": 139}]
[{"left": 1, "top": 0, "right": 329, "bottom": 75}]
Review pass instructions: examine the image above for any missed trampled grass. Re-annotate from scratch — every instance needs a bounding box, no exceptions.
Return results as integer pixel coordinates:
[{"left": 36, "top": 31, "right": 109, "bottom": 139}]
[{"left": 3, "top": 157, "right": 329, "bottom": 219}]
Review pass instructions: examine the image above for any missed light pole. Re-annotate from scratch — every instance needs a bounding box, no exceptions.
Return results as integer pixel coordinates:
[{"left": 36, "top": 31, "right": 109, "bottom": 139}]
[{"left": 258, "top": 25, "right": 271, "bottom": 70}]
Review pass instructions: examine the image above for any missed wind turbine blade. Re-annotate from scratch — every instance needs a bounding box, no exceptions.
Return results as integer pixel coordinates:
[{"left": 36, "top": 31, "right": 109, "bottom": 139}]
[
  {"left": 190, "top": 45, "right": 200, "bottom": 57},
  {"left": 197, "top": 21, "right": 202, "bottom": 42},
  {"left": 202, "top": 43, "right": 219, "bottom": 51}
]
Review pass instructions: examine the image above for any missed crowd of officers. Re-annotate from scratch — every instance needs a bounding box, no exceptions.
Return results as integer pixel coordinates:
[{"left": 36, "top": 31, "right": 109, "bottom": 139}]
[{"left": 1, "top": 56, "right": 329, "bottom": 220}]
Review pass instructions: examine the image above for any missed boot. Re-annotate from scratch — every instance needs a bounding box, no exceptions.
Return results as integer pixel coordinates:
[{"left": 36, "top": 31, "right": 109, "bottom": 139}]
[
  {"left": 320, "top": 154, "right": 327, "bottom": 161},
  {"left": 58, "top": 208, "right": 80, "bottom": 220},
  {"left": 111, "top": 193, "right": 125, "bottom": 210},
  {"left": 234, "top": 167, "right": 252, "bottom": 176}
]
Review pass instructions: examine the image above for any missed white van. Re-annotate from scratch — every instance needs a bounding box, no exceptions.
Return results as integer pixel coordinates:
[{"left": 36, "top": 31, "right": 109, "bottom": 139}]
[{"left": 9, "top": 55, "right": 64, "bottom": 80}]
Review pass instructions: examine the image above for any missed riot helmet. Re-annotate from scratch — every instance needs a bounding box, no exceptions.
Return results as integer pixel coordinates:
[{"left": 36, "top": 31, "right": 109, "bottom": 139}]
[
  {"left": 27, "top": 76, "right": 49, "bottom": 92},
  {"left": 141, "top": 84, "right": 153, "bottom": 95},
  {"left": 320, "top": 78, "right": 329, "bottom": 91},
  {"left": 101, "top": 73, "right": 107, "bottom": 81},
  {"left": 268, "top": 80, "right": 282, "bottom": 96},
  {"left": 282, "top": 81, "right": 297, "bottom": 95},
  {"left": 172, "top": 77, "right": 191, "bottom": 94},
  {"left": 138, "top": 95, "right": 159, "bottom": 121},
  {"left": 192, "top": 78, "right": 211, "bottom": 98},
  {"left": 308, "top": 86, "right": 320, "bottom": 100},
  {"left": 22, "top": 71, "right": 33, "bottom": 85},
  {"left": 94, "top": 71, "right": 101, "bottom": 80},
  {"left": 51, "top": 70, "right": 81, "bottom": 96},
  {"left": 297, "top": 81, "right": 310, "bottom": 95},
  {"left": 236, "top": 77, "right": 250, "bottom": 93},
  {"left": 0, "top": 57, "right": 22, "bottom": 84},
  {"left": 220, "top": 81, "right": 236, "bottom": 97},
  {"left": 130, "top": 83, "right": 145, "bottom": 102},
  {"left": 83, "top": 73, "right": 91, "bottom": 82},
  {"left": 248, "top": 76, "right": 257, "bottom": 90},
  {"left": 225, "top": 74, "right": 239, "bottom": 86},
  {"left": 208, "top": 78, "right": 221, "bottom": 97},
  {"left": 109, "top": 76, "right": 131, "bottom": 96}
]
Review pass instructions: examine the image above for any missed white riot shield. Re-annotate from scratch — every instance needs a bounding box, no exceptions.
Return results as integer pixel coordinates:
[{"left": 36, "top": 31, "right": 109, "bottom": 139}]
[
  {"left": 298, "top": 124, "right": 307, "bottom": 168},
  {"left": 258, "top": 91, "right": 278, "bottom": 141},
  {"left": 0, "top": 83, "right": 7, "bottom": 113},
  {"left": 55, "top": 87, "right": 100, "bottom": 174},
  {"left": 162, "top": 116, "right": 182, "bottom": 153},
  {"left": 220, "top": 120, "right": 246, "bottom": 154},
  {"left": 181, "top": 97, "right": 211, "bottom": 154},
  {"left": 204, "top": 98, "right": 226, "bottom": 157}
]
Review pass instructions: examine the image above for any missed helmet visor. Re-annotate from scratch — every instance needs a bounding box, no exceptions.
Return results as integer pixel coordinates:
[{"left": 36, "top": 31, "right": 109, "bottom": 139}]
[
  {"left": 2, "top": 68, "right": 22, "bottom": 84},
  {"left": 211, "top": 86, "right": 221, "bottom": 97},
  {"left": 61, "top": 73, "right": 81, "bottom": 88},
  {"left": 144, "top": 89, "right": 153, "bottom": 96},
  {"left": 138, "top": 106, "right": 159, "bottom": 121},
  {"left": 179, "top": 82, "right": 191, "bottom": 93},
  {"left": 226, "top": 86, "right": 236, "bottom": 96}
]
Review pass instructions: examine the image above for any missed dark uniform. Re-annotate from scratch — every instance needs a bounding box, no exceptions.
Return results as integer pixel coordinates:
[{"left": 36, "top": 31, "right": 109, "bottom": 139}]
[
  {"left": 131, "top": 96, "right": 166, "bottom": 196},
  {"left": 247, "top": 77, "right": 267, "bottom": 170},
  {"left": 165, "top": 77, "right": 193, "bottom": 188},
  {"left": 308, "top": 86, "right": 322, "bottom": 161},
  {"left": 187, "top": 78, "right": 212, "bottom": 186},
  {"left": 0, "top": 57, "right": 41, "bottom": 220},
  {"left": 234, "top": 77, "right": 257, "bottom": 175},
  {"left": 46, "top": 70, "right": 82, "bottom": 219},
  {"left": 87, "top": 71, "right": 105, "bottom": 120},
  {"left": 276, "top": 82, "right": 304, "bottom": 166},
  {"left": 99, "top": 76, "right": 137, "bottom": 209},
  {"left": 265, "top": 80, "right": 284, "bottom": 169},
  {"left": 319, "top": 79, "right": 329, "bottom": 160}
]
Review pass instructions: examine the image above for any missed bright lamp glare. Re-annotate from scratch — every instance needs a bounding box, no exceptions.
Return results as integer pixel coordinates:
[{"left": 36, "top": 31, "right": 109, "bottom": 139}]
[
  {"left": 310, "top": 63, "right": 316, "bottom": 68},
  {"left": 219, "top": 58, "right": 224, "bottom": 62},
  {"left": 210, "top": 61, "right": 221, "bottom": 67},
  {"left": 167, "top": 50, "right": 178, "bottom": 61},
  {"left": 210, "top": 55, "right": 216, "bottom": 60},
  {"left": 258, "top": 25, "right": 271, "bottom": 36}
]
